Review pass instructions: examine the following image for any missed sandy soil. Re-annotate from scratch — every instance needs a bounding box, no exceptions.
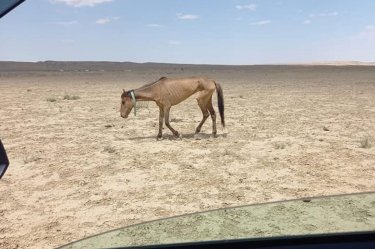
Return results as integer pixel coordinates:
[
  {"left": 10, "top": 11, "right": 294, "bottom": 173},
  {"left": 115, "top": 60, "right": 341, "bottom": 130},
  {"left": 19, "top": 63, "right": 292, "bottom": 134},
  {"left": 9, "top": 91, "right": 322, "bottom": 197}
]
[{"left": 0, "top": 65, "right": 375, "bottom": 249}]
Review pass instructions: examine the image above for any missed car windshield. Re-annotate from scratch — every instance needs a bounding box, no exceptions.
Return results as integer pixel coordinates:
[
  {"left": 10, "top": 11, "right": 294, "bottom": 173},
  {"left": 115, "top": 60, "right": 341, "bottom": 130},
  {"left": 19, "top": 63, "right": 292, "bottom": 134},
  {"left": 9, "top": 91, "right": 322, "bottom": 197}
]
[
  {"left": 59, "top": 192, "right": 375, "bottom": 248},
  {"left": 0, "top": 1, "right": 375, "bottom": 249}
]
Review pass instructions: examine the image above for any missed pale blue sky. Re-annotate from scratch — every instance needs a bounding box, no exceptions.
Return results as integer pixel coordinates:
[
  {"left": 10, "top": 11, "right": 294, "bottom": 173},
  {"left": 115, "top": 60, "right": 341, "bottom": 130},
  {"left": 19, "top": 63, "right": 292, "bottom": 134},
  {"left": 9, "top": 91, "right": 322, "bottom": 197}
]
[{"left": 1, "top": 0, "right": 375, "bottom": 64}]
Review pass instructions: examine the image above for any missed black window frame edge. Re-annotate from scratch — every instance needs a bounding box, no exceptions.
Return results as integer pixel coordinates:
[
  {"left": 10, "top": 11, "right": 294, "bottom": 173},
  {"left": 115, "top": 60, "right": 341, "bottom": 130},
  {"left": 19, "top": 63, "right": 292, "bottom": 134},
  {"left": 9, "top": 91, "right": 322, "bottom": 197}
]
[
  {"left": 0, "top": 139, "right": 10, "bottom": 179},
  {"left": 0, "top": 0, "right": 26, "bottom": 19},
  {"left": 106, "top": 231, "right": 375, "bottom": 249}
]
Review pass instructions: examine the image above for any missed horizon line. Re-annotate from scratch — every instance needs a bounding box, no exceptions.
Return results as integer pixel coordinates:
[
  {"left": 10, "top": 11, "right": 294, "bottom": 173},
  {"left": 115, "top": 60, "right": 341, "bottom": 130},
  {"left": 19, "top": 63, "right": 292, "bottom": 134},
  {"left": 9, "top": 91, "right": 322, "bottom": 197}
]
[{"left": 1, "top": 60, "right": 375, "bottom": 66}]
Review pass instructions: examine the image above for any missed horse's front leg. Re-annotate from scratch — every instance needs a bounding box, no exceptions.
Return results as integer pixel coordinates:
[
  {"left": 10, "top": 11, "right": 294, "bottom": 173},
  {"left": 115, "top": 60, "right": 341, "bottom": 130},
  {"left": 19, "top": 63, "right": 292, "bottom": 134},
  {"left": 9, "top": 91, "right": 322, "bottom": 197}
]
[
  {"left": 157, "top": 107, "right": 164, "bottom": 139},
  {"left": 164, "top": 106, "right": 180, "bottom": 137}
]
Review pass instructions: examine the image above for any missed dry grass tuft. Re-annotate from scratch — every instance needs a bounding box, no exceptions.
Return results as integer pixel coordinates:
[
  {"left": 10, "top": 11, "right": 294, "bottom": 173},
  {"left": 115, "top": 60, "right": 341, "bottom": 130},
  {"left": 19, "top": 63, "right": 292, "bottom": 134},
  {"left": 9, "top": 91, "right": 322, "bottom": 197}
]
[
  {"left": 359, "top": 136, "right": 373, "bottom": 149},
  {"left": 103, "top": 146, "right": 116, "bottom": 153},
  {"left": 63, "top": 94, "right": 80, "bottom": 100},
  {"left": 46, "top": 97, "right": 57, "bottom": 102},
  {"left": 24, "top": 156, "right": 41, "bottom": 164},
  {"left": 273, "top": 142, "right": 286, "bottom": 149}
]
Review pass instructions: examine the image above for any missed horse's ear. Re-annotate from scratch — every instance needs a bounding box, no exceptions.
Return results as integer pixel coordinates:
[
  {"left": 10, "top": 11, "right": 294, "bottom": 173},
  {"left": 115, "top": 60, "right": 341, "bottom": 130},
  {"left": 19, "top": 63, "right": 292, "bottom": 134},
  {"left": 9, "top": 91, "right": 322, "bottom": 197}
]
[{"left": 121, "top": 89, "right": 127, "bottom": 98}]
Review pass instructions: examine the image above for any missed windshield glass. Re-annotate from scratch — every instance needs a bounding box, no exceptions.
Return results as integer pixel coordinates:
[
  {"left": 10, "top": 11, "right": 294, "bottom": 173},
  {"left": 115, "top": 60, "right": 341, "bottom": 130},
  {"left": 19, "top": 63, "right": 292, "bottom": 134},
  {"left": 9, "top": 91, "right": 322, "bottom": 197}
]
[
  {"left": 60, "top": 192, "right": 375, "bottom": 248},
  {"left": 1, "top": 1, "right": 375, "bottom": 249}
]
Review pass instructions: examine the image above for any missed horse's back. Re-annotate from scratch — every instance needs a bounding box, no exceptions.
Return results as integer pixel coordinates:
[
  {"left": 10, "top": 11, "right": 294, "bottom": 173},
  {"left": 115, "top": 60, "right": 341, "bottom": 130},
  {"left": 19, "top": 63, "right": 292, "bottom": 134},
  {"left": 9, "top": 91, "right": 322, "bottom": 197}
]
[
  {"left": 163, "top": 77, "right": 215, "bottom": 90},
  {"left": 160, "top": 77, "right": 215, "bottom": 105}
]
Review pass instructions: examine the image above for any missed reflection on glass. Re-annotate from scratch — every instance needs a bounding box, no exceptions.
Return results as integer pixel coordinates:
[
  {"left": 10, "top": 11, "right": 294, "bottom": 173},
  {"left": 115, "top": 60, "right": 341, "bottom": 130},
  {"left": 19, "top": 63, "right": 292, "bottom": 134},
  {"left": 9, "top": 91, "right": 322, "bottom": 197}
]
[
  {"left": 60, "top": 192, "right": 375, "bottom": 249},
  {"left": 0, "top": 164, "right": 7, "bottom": 178}
]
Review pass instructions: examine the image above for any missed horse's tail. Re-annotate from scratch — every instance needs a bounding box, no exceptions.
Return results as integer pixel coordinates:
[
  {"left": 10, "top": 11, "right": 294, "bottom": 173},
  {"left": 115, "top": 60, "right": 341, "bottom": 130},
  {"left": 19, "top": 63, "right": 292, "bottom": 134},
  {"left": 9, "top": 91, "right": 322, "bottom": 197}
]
[{"left": 215, "top": 82, "right": 225, "bottom": 128}]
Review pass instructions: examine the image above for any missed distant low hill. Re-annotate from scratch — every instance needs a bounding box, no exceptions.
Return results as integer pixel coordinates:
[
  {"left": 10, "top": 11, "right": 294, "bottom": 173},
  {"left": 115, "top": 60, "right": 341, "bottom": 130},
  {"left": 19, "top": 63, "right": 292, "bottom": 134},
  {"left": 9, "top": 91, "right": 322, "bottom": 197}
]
[
  {"left": 303, "top": 61, "right": 375, "bottom": 66},
  {"left": 0, "top": 61, "right": 374, "bottom": 72},
  {"left": 0, "top": 61, "right": 151, "bottom": 72},
  {"left": 0, "top": 61, "right": 226, "bottom": 72}
]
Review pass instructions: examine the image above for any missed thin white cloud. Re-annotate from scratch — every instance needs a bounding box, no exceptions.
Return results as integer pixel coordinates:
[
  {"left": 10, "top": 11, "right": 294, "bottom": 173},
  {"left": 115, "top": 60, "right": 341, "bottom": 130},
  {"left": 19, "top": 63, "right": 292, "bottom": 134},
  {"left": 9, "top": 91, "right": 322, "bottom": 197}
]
[
  {"left": 251, "top": 20, "right": 271, "bottom": 26},
  {"left": 56, "top": 20, "right": 78, "bottom": 25},
  {"left": 147, "top": 24, "right": 163, "bottom": 28},
  {"left": 168, "top": 40, "right": 181, "bottom": 45},
  {"left": 309, "top": 12, "right": 338, "bottom": 18},
  {"left": 96, "top": 18, "right": 111, "bottom": 24},
  {"left": 176, "top": 13, "right": 199, "bottom": 20},
  {"left": 236, "top": 4, "right": 256, "bottom": 10},
  {"left": 95, "top": 17, "right": 119, "bottom": 25},
  {"left": 303, "top": 19, "right": 311, "bottom": 24},
  {"left": 323, "top": 11, "right": 339, "bottom": 17},
  {"left": 51, "top": 0, "right": 113, "bottom": 7}
]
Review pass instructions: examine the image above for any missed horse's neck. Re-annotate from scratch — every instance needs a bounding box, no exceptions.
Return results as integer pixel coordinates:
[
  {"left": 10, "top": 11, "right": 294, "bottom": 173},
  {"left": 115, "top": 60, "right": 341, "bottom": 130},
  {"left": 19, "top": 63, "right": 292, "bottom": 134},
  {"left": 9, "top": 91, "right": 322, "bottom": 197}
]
[{"left": 134, "top": 83, "right": 159, "bottom": 101}]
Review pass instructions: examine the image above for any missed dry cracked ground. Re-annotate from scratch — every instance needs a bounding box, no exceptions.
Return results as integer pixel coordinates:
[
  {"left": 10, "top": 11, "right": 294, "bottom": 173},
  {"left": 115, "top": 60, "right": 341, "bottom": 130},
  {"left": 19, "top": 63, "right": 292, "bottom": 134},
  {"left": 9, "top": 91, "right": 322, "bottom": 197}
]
[{"left": 0, "top": 65, "right": 374, "bottom": 248}]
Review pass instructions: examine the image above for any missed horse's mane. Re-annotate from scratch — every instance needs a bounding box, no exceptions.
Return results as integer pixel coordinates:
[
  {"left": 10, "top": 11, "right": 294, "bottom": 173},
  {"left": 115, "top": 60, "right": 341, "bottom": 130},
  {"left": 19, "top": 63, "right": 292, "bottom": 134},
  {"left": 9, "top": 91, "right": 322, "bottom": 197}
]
[
  {"left": 140, "top": 76, "right": 167, "bottom": 89},
  {"left": 122, "top": 77, "right": 167, "bottom": 98}
]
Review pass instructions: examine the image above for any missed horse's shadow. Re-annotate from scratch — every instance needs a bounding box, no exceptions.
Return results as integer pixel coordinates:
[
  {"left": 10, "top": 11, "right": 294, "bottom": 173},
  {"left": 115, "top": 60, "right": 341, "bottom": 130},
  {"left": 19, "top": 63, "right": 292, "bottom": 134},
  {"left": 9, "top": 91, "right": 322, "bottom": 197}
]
[{"left": 128, "top": 133, "right": 225, "bottom": 141}]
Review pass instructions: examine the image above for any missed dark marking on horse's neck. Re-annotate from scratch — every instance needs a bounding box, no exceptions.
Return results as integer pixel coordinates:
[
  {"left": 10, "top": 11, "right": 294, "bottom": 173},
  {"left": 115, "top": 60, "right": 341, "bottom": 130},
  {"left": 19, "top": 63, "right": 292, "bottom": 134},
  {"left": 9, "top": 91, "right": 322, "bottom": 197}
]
[{"left": 126, "top": 89, "right": 135, "bottom": 97}]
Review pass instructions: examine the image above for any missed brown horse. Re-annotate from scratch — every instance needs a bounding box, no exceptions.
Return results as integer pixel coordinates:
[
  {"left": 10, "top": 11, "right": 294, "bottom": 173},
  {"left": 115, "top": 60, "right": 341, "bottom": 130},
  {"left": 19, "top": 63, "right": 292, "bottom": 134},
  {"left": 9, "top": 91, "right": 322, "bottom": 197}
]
[{"left": 120, "top": 77, "right": 224, "bottom": 139}]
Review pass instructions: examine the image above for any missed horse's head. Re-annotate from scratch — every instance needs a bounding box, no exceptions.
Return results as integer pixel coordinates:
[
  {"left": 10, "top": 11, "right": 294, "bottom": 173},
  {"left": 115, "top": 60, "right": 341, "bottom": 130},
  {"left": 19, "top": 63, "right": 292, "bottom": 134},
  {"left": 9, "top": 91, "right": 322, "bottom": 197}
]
[{"left": 120, "top": 89, "right": 134, "bottom": 118}]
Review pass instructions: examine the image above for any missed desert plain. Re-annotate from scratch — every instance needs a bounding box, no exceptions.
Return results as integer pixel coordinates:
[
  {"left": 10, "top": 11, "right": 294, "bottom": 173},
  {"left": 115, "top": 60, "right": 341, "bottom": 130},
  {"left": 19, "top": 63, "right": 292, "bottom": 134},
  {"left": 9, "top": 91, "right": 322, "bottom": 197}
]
[{"left": 0, "top": 62, "right": 375, "bottom": 248}]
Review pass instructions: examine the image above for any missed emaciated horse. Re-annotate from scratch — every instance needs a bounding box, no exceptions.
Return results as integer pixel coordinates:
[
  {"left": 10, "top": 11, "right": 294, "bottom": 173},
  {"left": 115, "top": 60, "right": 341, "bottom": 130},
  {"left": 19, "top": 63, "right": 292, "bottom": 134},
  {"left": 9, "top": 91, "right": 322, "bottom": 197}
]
[{"left": 120, "top": 77, "right": 224, "bottom": 139}]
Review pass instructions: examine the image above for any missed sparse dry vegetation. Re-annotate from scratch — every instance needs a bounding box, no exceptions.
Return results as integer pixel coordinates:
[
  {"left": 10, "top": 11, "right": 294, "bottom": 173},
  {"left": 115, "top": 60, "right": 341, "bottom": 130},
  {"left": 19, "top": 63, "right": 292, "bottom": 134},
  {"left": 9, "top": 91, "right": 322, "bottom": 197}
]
[
  {"left": 63, "top": 94, "right": 80, "bottom": 100},
  {"left": 46, "top": 97, "right": 57, "bottom": 102},
  {"left": 1, "top": 66, "right": 375, "bottom": 249},
  {"left": 103, "top": 145, "right": 116, "bottom": 153},
  {"left": 23, "top": 156, "right": 41, "bottom": 164},
  {"left": 359, "top": 136, "right": 373, "bottom": 149},
  {"left": 273, "top": 142, "right": 286, "bottom": 149}
]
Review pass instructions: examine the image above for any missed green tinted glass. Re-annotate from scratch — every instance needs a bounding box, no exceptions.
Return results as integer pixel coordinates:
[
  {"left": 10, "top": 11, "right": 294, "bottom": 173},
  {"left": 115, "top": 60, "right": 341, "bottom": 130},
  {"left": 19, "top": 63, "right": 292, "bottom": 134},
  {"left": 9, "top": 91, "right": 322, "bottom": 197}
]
[{"left": 60, "top": 192, "right": 375, "bottom": 249}]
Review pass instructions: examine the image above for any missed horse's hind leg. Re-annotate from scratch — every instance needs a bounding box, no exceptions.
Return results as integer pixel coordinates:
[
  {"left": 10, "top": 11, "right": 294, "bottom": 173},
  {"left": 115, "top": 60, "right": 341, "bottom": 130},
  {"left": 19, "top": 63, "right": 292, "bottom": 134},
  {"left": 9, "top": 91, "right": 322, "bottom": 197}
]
[
  {"left": 195, "top": 96, "right": 210, "bottom": 134},
  {"left": 157, "top": 106, "right": 164, "bottom": 139},
  {"left": 164, "top": 106, "right": 180, "bottom": 137},
  {"left": 207, "top": 97, "right": 217, "bottom": 136}
]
